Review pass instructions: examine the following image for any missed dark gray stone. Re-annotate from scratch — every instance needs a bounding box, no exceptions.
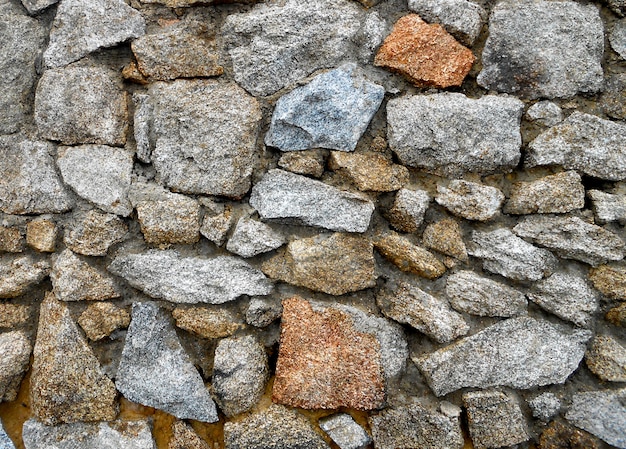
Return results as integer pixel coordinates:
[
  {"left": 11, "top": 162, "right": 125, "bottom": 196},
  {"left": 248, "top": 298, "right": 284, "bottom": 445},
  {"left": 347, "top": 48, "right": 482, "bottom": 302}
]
[
  {"left": 407, "top": 0, "right": 486, "bottom": 45},
  {"left": 20, "top": 0, "right": 58, "bottom": 14},
  {"left": 245, "top": 297, "right": 282, "bottom": 328},
  {"left": 566, "top": 389, "right": 626, "bottom": 448},
  {"left": 0, "top": 419, "right": 14, "bottom": 449},
  {"left": 601, "top": 74, "right": 626, "bottom": 120}
]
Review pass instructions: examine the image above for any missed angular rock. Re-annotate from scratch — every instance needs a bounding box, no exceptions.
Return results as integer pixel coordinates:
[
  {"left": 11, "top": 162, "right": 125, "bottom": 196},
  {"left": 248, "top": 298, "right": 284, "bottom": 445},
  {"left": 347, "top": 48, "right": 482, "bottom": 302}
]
[
  {"left": 422, "top": 219, "right": 468, "bottom": 261},
  {"left": 387, "top": 93, "right": 523, "bottom": 176},
  {"left": 319, "top": 414, "right": 371, "bottom": 449},
  {"left": 278, "top": 150, "right": 326, "bottom": 178},
  {"left": 415, "top": 317, "right": 591, "bottom": 396},
  {"left": 585, "top": 335, "right": 626, "bottom": 382},
  {"left": 436, "top": 180, "right": 504, "bottom": 221},
  {"left": 200, "top": 205, "right": 234, "bottom": 247},
  {"left": 0, "top": 255, "right": 50, "bottom": 299},
  {"left": 0, "top": 227, "right": 23, "bottom": 253},
  {"left": 77, "top": 302, "right": 130, "bottom": 341},
  {"left": 64, "top": 210, "right": 128, "bottom": 256},
  {"left": 245, "top": 297, "right": 283, "bottom": 328},
  {"left": 611, "top": 19, "right": 626, "bottom": 59},
  {"left": 445, "top": 270, "right": 527, "bottom": 317},
  {"left": 0, "top": 419, "right": 13, "bottom": 449},
  {"left": 116, "top": 302, "right": 219, "bottom": 422},
  {"left": 528, "top": 392, "right": 561, "bottom": 421},
  {"left": 477, "top": 1, "right": 604, "bottom": 99},
  {"left": 172, "top": 306, "right": 244, "bottom": 339},
  {"left": 329, "top": 152, "right": 408, "bottom": 192},
  {"left": 169, "top": 421, "right": 209, "bottom": 449},
  {"left": 31, "top": 293, "right": 117, "bottom": 425},
  {"left": 132, "top": 93, "right": 151, "bottom": 162},
  {"left": 250, "top": 169, "right": 374, "bottom": 233},
  {"left": 0, "top": 303, "right": 31, "bottom": 328},
  {"left": 589, "top": 265, "right": 626, "bottom": 300},
  {"left": 109, "top": 250, "right": 272, "bottom": 304},
  {"left": 375, "top": 14, "right": 474, "bottom": 88},
  {"left": 385, "top": 188, "right": 430, "bottom": 233},
  {"left": 35, "top": 66, "right": 128, "bottom": 146},
  {"left": 43, "top": 0, "right": 145, "bottom": 68},
  {"left": 226, "top": 218, "right": 285, "bottom": 258},
  {"left": 505, "top": 171, "right": 585, "bottom": 215},
  {"left": 601, "top": 73, "right": 626, "bottom": 120},
  {"left": 139, "top": 0, "right": 204, "bottom": 5},
  {"left": 20, "top": 0, "right": 58, "bottom": 14},
  {"left": 539, "top": 420, "right": 603, "bottom": 449},
  {"left": 265, "top": 64, "right": 384, "bottom": 153},
  {"left": 588, "top": 190, "right": 626, "bottom": 224},
  {"left": 0, "top": 331, "right": 31, "bottom": 402},
  {"left": 607, "top": 303, "right": 626, "bottom": 327},
  {"left": 526, "top": 101, "right": 564, "bottom": 127},
  {"left": 566, "top": 389, "right": 626, "bottom": 448},
  {"left": 374, "top": 232, "right": 446, "bottom": 279},
  {"left": 26, "top": 220, "right": 57, "bottom": 253}
]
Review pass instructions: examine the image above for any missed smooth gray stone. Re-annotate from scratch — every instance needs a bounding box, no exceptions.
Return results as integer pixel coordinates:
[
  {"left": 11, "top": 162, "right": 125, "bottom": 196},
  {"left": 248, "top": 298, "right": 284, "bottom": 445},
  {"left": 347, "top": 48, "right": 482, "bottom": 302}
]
[
  {"left": 319, "top": 413, "right": 371, "bottom": 449},
  {"left": 0, "top": 419, "right": 14, "bottom": 449},
  {"left": 589, "top": 190, "right": 626, "bottom": 224},
  {"left": 226, "top": 218, "right": 285, "bottom": 258},
  {"left": 116, "top": 302, "right": 219, "bottom": 422},
  {"left": 407, "top": 0, "right": 486, "bottom": 45},
  {"left": 566, "top": 389, "right": 626, "bottom": 448}
]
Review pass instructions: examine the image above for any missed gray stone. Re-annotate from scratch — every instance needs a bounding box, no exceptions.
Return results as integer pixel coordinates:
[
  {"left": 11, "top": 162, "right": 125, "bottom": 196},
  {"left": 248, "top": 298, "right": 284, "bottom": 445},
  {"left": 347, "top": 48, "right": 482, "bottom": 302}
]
[
  {"left": 513, "top": 215, "right": 625, "bottom": 266},
  {"left": 22, "top": 419, "right": 155, "bottom": 449},
  {"left": 245, "top": 297, "right": 282, "bottom": 328},
  {"left": 415, "top": 317, "right": 591, "bottom": 396},
  {"left": 0, "top": 136, "right": 73, "bottom": 215},
  {"left": 212, "top": 335, "right": 268, "bottom": 417},
  {"left": 108, "top": 250, "right": 272, "bottom": 304},
  {"left": 226, "top": 218, "right": 285, "bottom": 258},
  {"left": 20, "top": 0, "right": 58, "bottom": 14},
  {"left": 265, "top": 64, "right": 384, "bottom": 152},
  {"left": 0, "top": 331, "right": 31, "bottom": 402},
  {"left": 566, "top": 389, "right": 626, "bottom": 448},
  {"left": 387, "top": 93, "right": 524, "bottom": 177},
  {"left": 528, "top": 392, "right": 561, "bottom": 421},
  {"left": 468, "top": 228, "right": 557, "bottom": 282},
  {"left": 116, "top": 302, "right": 219, "bottom": 422},
  {"left": 35, "top": 66, "right": 128, "bottom": 146},
  {"left": 64, "top": 210, "right": 128, "bottom": 256},
  {"left": 250, "top": 169, "right": 374, "bottom": 233},
  {"left": 527, "top": 272, "right": 598, "bottom": 328},
  {"left": 601, "top": 73, "right": 626, "bottom": 120},
  {"left": 377, "top": 281, "right": 469, "bottom": 343},
  {"left": 319, "top": 413, "right": 371, "bottom": 449},
  {"left": 407, "top": 0, "right": 486, "bottom": 46},
  {"left": 0, "top": 255, "right": 50, "bottom": 299},
  {"left": 0, "top": 419, "right": 14, "bottom": 449},
  {"left": 386, "top": 188, "right": 430, "bottom": 233},
  {"left": 526, "top": 112, "right": 626, "bottom": 181},
  {"left": 445, "top": 270, "right": 527, "bottom": 317},
  {"left": 504, "top": 171, "right": 585, "bottom": 215},
  {"left": 477, "top": 0, "right": 604, "bottom": 99},
  {"left": 43, "top": 0, "right": 145, "bottom": 68},
  {"left": 526, "top": 101, "right": 564, "bottom": 127},
  {"left": 200, "top": 206, "right": 234, "bottom": 247},
  {"left": 585, "top": 335, "right": 626, "bottom": 382},
  {"left": 435, "top": 180, "right": 505, "bottom": 221},
  {"left": 589, "top": 190, "right": 626, "bottom": 224},
  {"left": 57, "top": 145, "right": 133, "bottom": 217},
  {"left": 133, "top": 94, "right": 152, "bottom": 163},
  {"left": 611, "top": 19, "right": 626, "bottom": 59}
]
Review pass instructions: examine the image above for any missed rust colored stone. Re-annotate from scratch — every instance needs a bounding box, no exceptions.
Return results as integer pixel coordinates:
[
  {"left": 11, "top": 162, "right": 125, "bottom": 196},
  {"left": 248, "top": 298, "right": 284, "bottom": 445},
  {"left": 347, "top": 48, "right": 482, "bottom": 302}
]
[
  {"left": 273, "top": 297, "right": 385, "bottom": 410},
  {"left": 0, "top": 226, "right": 23, "bottom": 253},
  {"left": 422, "top": 219, "right": 468, "bottom": 261},
  {"left": 589, "top": 265, "right": 626, "bottom": 300},
  {"left": 374, "top": 14, "right": 475, "bottom": 88},
  {"left": 538, "top": 420, "right": 601, "bottom": 449},
  {"left": 374, "top": 232, "right": 446, "bottom": 279},
  {"left": 606, "top": 303, "right": 626, "bottom": 327},
  {"left": 26, "top": 219, "right": 57, "bottom": 253}
]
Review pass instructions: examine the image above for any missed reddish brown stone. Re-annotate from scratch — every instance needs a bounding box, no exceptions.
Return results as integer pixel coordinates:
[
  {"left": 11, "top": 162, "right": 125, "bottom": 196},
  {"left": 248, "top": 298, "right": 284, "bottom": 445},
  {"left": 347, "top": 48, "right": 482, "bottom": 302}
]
[
  {"left": 273, "top": 297, "right": 385, "bottom": 410},
  {"left": 374, "top": 14, "right": 475, "bottom": 88}
]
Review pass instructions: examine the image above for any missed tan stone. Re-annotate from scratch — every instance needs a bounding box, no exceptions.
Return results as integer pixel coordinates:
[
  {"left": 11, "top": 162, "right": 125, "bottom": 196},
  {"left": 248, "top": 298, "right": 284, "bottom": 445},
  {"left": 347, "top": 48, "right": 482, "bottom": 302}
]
[
  {"left": 422, "top": 219, "right": 468, "bottom": 261},
  {"left": 504, "top": 171, "right": 585, "bottom": 215},
  {"left": 172, "top": 306, "right": 243, "bottom": 339},
  {"left": 278, "top": 149, "right": 327, "bottom": 178},
  {"left": 200, "top": 205, "right": 234, "bottom": 247},
  {"left": 0, "top": 303, "right": 31, "bottom": 328},
  {"left": 606, "top": 303, "right": 626, "bottom": 327},
  {"left": 135, "top": 195, "right": 201, "bottom": 247},
  {"left": 0, "top": 226, "right": 23, "bottom": 252},
  {"left": 273, "top": 297, "right": 385, "bottom": 410},
  {"left": 585, "top": 335, "right": 626, "bottom": 382},
  {"left": 329, "top": 152, "right": 409, "bottom": 192},
  {"left": 0, "top": 331, "right": 31, "bottom": 402},
  {"left": 64, "top": 210, "right": 128, "bottom": 256},
  {"left": 589, "top": 265, "right": 626, "bottom": 300},
  {"left": 385, "top": 188, "right": 430, "bottom": 233},
  {"left": 122, "top": 61, "right": 149, "bottom": 85},
  {"left": 374, "top": 232, "right": 446, "bottom": 279},
  {"left": 0, "top": 255, "right": 50, "bottom": 299},
  {"left": 169, "top": 420, "right": 210, "bottom": 449},
  {"left": 78, "top": 302, "right": 131, "bottom": 341},
  {"left": 374, "top": 14, "right": 475, "bottom": 88},
  {"left": 26, "top": 219, "right": 57, "bottom": 253}
]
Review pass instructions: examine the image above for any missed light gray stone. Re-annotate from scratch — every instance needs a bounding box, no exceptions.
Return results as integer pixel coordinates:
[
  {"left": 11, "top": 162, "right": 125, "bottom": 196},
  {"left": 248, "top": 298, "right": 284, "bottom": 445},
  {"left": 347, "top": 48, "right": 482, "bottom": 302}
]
[
  {"left": 566, "top": 389, "right": 626, "bottom": 448},
  {"left": 64, "top": 210, "right": 128, "bottom": 256},
  {"left": 415, "top": 317, "right": 592, "bottom": 396},
  {"left": 0, "top": 331, "right": 31, "bottom": 402},
  {"left": 611, "top": 19, "right": 626, "bottom": 59},
  {"left": 477, "top": 0, "right": 604, "bottom": 99},
  {"left": 504, "top": 171, "right": 585, "bottom": 215},
  {"left": 116, "top": 302, "right": 219, "bottom": 422},
  {"left": 245, "top": 297, "right": 282, "bottom": 328},
  {"left": 319, "top": 413, "right": 371, "bottom": 449},
  {"left": 407, "top": 0, "right": 486, "bottom": 45},
  {"left": 265, "top": 64, "right": 384, "bottom": 152},
  {"left": 20, "top": 0, "right": 58, "bottom": 14},
  {"left": 133, "top": 93, "right": 152, "bottom": 163},
  {"left": 585, "top": 335, "right": 626, "bottom": 382},
  {"left": 108, "top": 250, "right": 272, "bottom": 304},
  {"left": 588, "top": 190, "right": 626, "bottom": 224},
  {"left": 226, "top": 218, "right": 285, "bottom": 258},
  {"left": 0, "top": 255, "right": 50, "bottom": 299},
  {"left": 528, "top": 392, "right": 561, "bottom": 421},
  {"left": 387, "top": 93, "right": 523, "bottom": 177},
  {"left": 526, "top": 101, "right": 564, "bottom": 127},
  {"left": 43, "top": 0, "right": 145, "bottom": 68},
  {"left": 200, "top": 206, "right": 234, "bottom": 247},
  {"left": 0, "top": 419, "right": 14, "bottom": 449},
  {"left": 436, "top": 180, "right": 504, "bottom": 221},
  {"left": 386, "top": 188, "right": 430, "bottom": 233},
  {"left": 250, "top": 169, "right": 374, "bottom": 233}
]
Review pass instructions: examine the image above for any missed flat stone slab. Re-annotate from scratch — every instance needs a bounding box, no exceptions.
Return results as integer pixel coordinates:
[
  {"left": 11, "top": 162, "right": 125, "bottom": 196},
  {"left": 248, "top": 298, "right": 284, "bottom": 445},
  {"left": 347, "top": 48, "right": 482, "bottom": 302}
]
[
  {"left": 435, "top": 180, "right": 504, "bottom": 221},
  {"left": 566, "top": 389, "right": 626, "bottom": 448},
  {"left": 0, "top": 255, "right": 50, "bottom": 299},
  {"left": 504, "top": 171, "right": 585, "bottom": 215},
  {"left": 0, "top": 331, "right": 31, "bottom": 402},
  {"left": 329, "top": 152, "right": 409, "bottom": 192},
  {"left": 374, "top": 232, "right": 446, "bottom": 279},
  {"left": 408, "top": 0, "right": 486, "bottom": 45}
]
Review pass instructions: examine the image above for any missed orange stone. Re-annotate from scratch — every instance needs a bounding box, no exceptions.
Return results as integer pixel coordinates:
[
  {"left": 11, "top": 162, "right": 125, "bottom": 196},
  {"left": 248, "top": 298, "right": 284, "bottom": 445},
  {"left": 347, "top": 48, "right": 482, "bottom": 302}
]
[
  {"left": 374, "top": 14, "right": 475, "bottom": 88},
  {"left": 272, "top": 297, "right": 385, "bottom": 410}
]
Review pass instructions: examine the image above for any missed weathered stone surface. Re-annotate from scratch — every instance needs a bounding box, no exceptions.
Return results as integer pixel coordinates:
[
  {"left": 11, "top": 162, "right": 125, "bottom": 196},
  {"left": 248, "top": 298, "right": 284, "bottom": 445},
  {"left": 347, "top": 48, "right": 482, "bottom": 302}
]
[
  {"left": 387, "top": 93, "right": 523, "bottom": 176},
  {"left": 589, "top": 265, "right": 626, "bottom": 300},
  {"left": 505, "top": 171, "right": 585, "bottom": 215},
  {"left": 139, "top": 0, "right": 204, "bottom": 6},
  {"left": 477, "top": 0, "right": 604, "bottom": 99},
  {"left": 0, "top": 227, "right": 23, "bottom": 253},
  {"left": 422, "top": 219, "right": 468, "bottom": 261},
  {"left": 385, "top": 188, "right": 430, "bottom": 233},
  {"left": 246, "top": 297, "right": 282, "bottom": 328},
  {"left": 250, "top": 169, "right": 374, "bottom": 233},
  {"left": 585, "top": 335, "right": 626, "bottom": 382},
  {"left": 513, "top": 215, "right": 624, "bottom": 266},
  {"left": 0, "top": 255, "right": 50, "bottom": 299},
  {"left": 64, "top": 210, "right": 128, "bottom": 256},
  {"left": 20, "top": 0, "right": 58, "bottom": 14},
  {"left": 200, "top": 205, "right": 234, "bottom": 247},
  {"left": 226, "top": 218, "right": 285, "bottom": 258},
  {"left": 172, "top": 306, "right": 243, "bottom": 339},
  {"left": 611, "top": 19, "right": 626, "bottom": 60},
  {"left": 464, "top": 390, "right": 529, "bottom": 449},
  {"left": 31, "top": 293, "right": 117, "bottom": 425},
  {"left": 169, "top": 421, "right": 209, "bottom": 449},
  {"left": 374, "top": 232, "right": 446, "bottom": 279},
  {"left": 0, "top": 136, "right": 73, "bottom": 215},
  {"left": 526, "top": 101, "right": 564, "bottom": 127},
  {"left": 77, "top": 302, "right": 130, "bottom": 341},
  {"left": 377, "top": 281, "right": 468, "bottom": 343},
  {"left": 375, "top": 15, "right": 474, "bottom": 88},
  {"left": 116, "top": 302, "right": 218, "bottom": 422},
  {"left": 26, "top": 220, "right": 57, "bottom": 253},
  {"left": 607, "top": 303, "right": 626, "bottom": 327},
  {"left": 329, "top": 152, "right": 408, "bottom": 192},
  {"left": 319, "top": 413, "right": 371, "bottom": 449},
  {"left": 445, "top": 270, "right": 527, "bottom": 317},
  {"left": 528, "top": 392, "right": 561, "bottom": 421},
  {"left": 35, "top": 66, "right": 128, "bottom": 146},
  {"left": 566, "top": 389, "right": 626, "bottom": 448},
  {"left": 539, "top": 420, "right": 602, "bottom": 449},
  {"left": 415, "top": 317, "right": 591, "bottom": 396},
  {"left": 408, "top": 0, "right": 486, "bottom": 46},
  {"left": 278, "top": 150, "right": 326, "bottom": 178},
  {"left": 436, "top": 180, "right": 504, "bottom": 221},
  {"left": 601, "top": 73, "right": 626, "bottom": 120},
  {"left": 0, "top": 304, "right": 30, "bottom": 328},
  {"left": 0, "top": 331, "right": 31, "bottom": 402},
  {"left": 588, "top": 189, "right": 626, "bottom": 224},
  {"left": 527, "top": 112, "right": 626, "bottom": 180},
  {"left": 605, "top": 0, "right": 626, "bottom": 16},
  {"left": 44, "top": 0, "right": 145, "bottom": 68},
  {"left": 468, "top": 228, "right": 557, "bottom": 282},
  {"left": 0, "top": 418, "right": 14, "bottom": 449}
]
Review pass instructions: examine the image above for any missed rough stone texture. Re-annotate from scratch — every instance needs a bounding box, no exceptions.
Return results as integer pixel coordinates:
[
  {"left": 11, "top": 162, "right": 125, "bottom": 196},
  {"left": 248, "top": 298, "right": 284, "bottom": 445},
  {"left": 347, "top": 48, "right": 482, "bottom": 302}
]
[
  {"left": 566, "top": 389, "right": 626, "bottom": 448},
  {"left": 169, "top": 421, "right": 209, "bottom": 449},
  {"left": 278, "top": 150, "right": 326, "bottom": 178},
  {"left": 224, "top": 404, "right": 329, "bottom": 449},
  {"left": 445, "top": 270, "right": 527, "bottom": 317},
  {"left": 139, "top": 0, "right": 204, "bottom": 6},
  {"left": 477, "top": 0, "right": 604, "bottom": 99},
  {"left": 26, "top": 220, "right": 57, "bottom": 253},
  {"left": 0, "top": 136, "right": 73, "bottom": 215},
  {"left": 116, "top": 302, "right": 218, "bottom": 422},
  {"left": 0, "top": 227, "right": 23, "bottom": 253},
  {"left": 527, "top": 272, "right": 598, "bottom": 328},
  {"left": 0, "top": 304, "right": 30, "bottom": 328},
  {"left": 415, "top": 317, "right": 592, "bottom": 396},
  {"left": 200, "top": 205, "right": 234, "bottom": 247},
  {"left": 527, "top": 112, "right": 626, "bottom": 181},
  {"left": 30, "top": 293, "right": 117, "bottom": 425},
  {"left": 57, "top": 145, "right": 133, "bottom": 217},
  {"left": 422, "top": 219, "right": 468, "bottom": 261},
  {"left": 526, "top": 101, "right": 564, "bottom": 127},
  {"left": 528, "top": 393, "right": 561, "bottom": 422},
  {"left": 588, "top": 190, "right": 626, "bottom": 224},
  {"left": 468, "top": 228, "right": 557, "bottom": 282},
  {"left": 377, "top": 281, "right": 468, "bottom": 343},
  {"left": 0, "top": 419, "right": 14, "bottom": 449},
  {"left": 539, "top": 420, "right": 602, "bottom": 449},
  {"left": 589, "top": 265, "right": 626, "bottom": 300},
  {"left": 375, "top": 14, "right": 474, "bottom": 88},
  {"left": 246, "top": 297, "right": 283, "bottom": 328},
  {"left": 226, "top": 218, "right": 285, "bottom": 258},
  {"left": 585, "top": 335, "right": 626, "bottom": 382},
  {"left": 172, "top": 306, "right": 243, "bottom": 339},
  {"left": 601, "top": 73, "right": 626, "bottom": 120},
  {"left": 77, "top": 302, "right": 130, "bottom": 341},
  {"left": 463, "top": 390, "right": 529, "bottom": 449},
  {"left": 374, "top": 232, "right": 446, "bottom": 279},
  {"left": 369, "top": 402, "right": 464, "bottom": 449},
  {"left": 605, "top": 0, "right": 626, "bottom": 16},
  {"left": 319, "top": 413, "right": 371, "bottom": 449},
  {"left": 329, "top": 152, "right": 408, "bottom": 192},
  {"left": 385, "top": 188, "right": 430, "bottom": 233},
  {"left": 64, "top": 210, "right": 128, "bottom": 256},
  {"left": 20, "top": 0, "right": 58, "bottom": 14},
  {"left": 0, "top": 331, "right": 31, "bottom": 402},
  {"left": 35, "top": 66, "right": 129, "bottom": 146},
  {"left": 436, "top": 180, "right": 504, "bottom": 221},
  {"left": 504, "top": 171, "right": 585, "bottom": 215},
  {"left": 0, "top": 255, "right": 50, "bottom": 299},
  {"left": 611, "top": 19, "right": 626, "bottom": 59},
  {"left": 513, "top": 215, "right": 624, "bottom": 266},
  {"left": 387, "top": 93, "right": 524, "bottom": 177},
  {"left": 250, "top": 169, "right": 374, "bottom": 233},
  {"left": 213, "top": 335, "right": 268, "bottom": 417},
  {"left": 109, "top": 250, "right": 272, "bottom": 304},
  {"left": 607, "top": 303, "right": 626, "bottom": 327}
]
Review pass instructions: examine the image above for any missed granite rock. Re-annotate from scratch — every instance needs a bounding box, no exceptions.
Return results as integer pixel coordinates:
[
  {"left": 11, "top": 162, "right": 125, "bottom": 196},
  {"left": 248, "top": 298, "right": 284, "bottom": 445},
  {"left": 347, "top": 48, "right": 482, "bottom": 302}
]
[
  {"left": 504, "top": 171, "right": 585, "bottom": 215},
  {"left": 172, "top": 306, "right": 243, "bottom": 339},
  {"left": 589, "top": 264, "right": 626, "bottom": 300},
  {"left": 526, "top": 101, "right": 564, "bottom": 127},
  {"left": 385, "top": 188, "right": 430, "bottom": 233},
  {"left": 566, "top": 389, "right": 626, "bottom": 448},
  {"left": 319, "top": 413, "right": 371, "bottom": 449},
  {"left": 0, "top": 255, "right": 50, "bottom": 299},
  {"left": 611, "top": 19, "right": 626, "bottom": 59},
  {"left": 169, "top": 421, "right": 209, "bottom": 449},
  {"left": 77, "top": 302, "right": 130, "bottom": 341},
  {"left": 0, "top": 331, "right": 31, "bottom": 402},
  {"left": 436, "top": 180, "right": 504, "bottom": 221},
  {"left": 245, "top": 297, "right": 283, "bottom": 328},
  {"left": 605, "top": 0, "right": 626, "bottom": 16},
  {"left": 64, "top": 210, "right": 128, "bottom": 256},
  {"left": 138, "top": 0, "right": 205, "bottom": 5},
  {"left": 226, "top": 218, "right": 285, "bottom": 258},
  {"left": 528, "top": 392, "right": 561, "bottom": 422},
  {"left": 278, "top": 150, "right": 326, "bottom": 178},
  {"left": 0, "top": 419, "right": 13, "bottom": 449},
  {"left": 585, "top": 335, "right": 626, "bottom": 382},
  {"left": 422, "top": 219, "right": 468, "bottom": 261},
  {"left": 588, "top": 190, "right": 626, "bottom": 224},
  {"left": 20, "top": 0, "right": 58, "bottom": 14},
  {"left": 26, "top": 220, "right": 57, "bottom": 253},
  {"left": 374, "top": 232, "right": 446, "bottom": 279},
  {"left": 601, "top": 73, "right": 626, "bottom": 120},
  {"left": 0, "top": 304, "right": 31, "bottom": 328},
  {"left": 200, "top": 205, "right": 234, "bottom": 247},
  {"left": 538, "top": 420, "right": 603, "bottom": 449},
  {"left": 0, "top": 227, "right": 23, "bottom": 253},
  {"left": 133, "top": 93, "right": 151, "bottom": 162},
  {"left": 607, "top": 303, "right": 626, "bottom": 327},
  {"left": 329, "top": 152, "right": 408, "bottom": 192}
]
